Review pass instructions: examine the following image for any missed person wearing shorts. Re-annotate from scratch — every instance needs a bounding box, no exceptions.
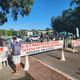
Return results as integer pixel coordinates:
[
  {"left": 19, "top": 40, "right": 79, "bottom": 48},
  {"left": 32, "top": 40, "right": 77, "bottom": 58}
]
[{"left": 11, "top": 36, "right": 21, "bottom": 75}]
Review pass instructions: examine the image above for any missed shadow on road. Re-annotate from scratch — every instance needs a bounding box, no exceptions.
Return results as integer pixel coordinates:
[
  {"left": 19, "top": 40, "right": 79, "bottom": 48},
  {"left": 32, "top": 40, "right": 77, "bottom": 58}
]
[
  {"left": 76, "top": 72, "right": 80, "bottom": 75},
  {"left": 47, "top": 54, "right": 61, "bottom": 60},
  {"left": 8, "top": 55, "right": 16, "bottom": 72},
  {"left": 12, "top": 72, "right": 35, "bottom": 80}
]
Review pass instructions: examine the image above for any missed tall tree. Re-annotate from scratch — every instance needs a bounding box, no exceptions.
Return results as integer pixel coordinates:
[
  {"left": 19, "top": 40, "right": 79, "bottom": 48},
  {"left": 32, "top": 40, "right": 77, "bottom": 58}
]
[
  {"left": 70, "top": 0, "right": 80, "bottom": 7},
  {"left": 0, "top": 0, "right": 34, "bottom": 25},
  {"left": 51, "top": 8, "right": 80, "bottom": 34},
  {"left": 51, "top": 0, "right": 80, "bottom": 36}
]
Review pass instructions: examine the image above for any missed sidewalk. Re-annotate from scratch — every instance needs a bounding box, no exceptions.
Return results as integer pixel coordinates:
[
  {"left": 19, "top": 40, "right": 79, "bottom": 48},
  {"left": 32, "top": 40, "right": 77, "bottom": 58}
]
[
  {"left": 0, "top": 62, "right": 34, "bottom": 80},
  {"left": 0, "top": 55, "right": 70, "bottom": 80}
]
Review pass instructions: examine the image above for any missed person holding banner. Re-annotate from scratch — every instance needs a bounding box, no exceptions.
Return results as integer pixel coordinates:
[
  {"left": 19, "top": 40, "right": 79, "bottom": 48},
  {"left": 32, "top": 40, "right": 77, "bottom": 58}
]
[{"left": 11, "top": 37, "right": 21, "bottom": 75}]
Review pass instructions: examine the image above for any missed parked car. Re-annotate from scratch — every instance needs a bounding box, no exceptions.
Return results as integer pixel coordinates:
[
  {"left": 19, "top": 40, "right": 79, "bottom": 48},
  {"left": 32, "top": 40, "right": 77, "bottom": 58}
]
[
  {"left": 26, "top": 35, "right": 40, "bottom": 42},
  {"left": 17, "top": 37, "right": 23, "bottom": 42}
]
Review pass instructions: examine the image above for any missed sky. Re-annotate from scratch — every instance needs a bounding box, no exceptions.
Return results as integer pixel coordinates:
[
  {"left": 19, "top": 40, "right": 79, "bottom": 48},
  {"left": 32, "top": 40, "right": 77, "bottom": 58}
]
[{"left": 1, "top": 0, "right": 71, "bottom": 30}]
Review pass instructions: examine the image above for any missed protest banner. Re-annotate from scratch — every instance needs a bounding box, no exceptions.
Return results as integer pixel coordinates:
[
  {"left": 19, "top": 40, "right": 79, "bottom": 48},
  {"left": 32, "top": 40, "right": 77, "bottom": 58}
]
[
  {"left": 0, "top": 47, "right": 8, "bottom": 62},
  {"left": 0, "top": 47, "right": 3, "bottom": 53},
  {"left": 72, "top": 39, "right": 80, "bottom": 47},
  {"left": 21, "top": 40, "right": 63, "bottom": 56}
]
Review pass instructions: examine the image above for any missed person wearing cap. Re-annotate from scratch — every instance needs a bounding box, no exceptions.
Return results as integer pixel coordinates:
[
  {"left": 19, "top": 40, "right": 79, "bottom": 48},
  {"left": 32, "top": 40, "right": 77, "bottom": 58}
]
[{"left": 11, "top": 36, "right": 21, "bottom": 75}]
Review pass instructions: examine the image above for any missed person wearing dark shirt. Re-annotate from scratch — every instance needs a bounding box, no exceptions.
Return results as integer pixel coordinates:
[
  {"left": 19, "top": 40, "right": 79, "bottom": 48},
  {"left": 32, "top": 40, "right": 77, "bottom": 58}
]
[{"left": 40, "top": 33, "right": 43, "bottom": 42}]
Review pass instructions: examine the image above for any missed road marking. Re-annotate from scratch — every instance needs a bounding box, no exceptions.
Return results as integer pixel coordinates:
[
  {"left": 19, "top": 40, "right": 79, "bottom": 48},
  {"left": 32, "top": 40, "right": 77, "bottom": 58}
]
[{"left": 31, "top": 56, "right": 78, "bottom": 80}]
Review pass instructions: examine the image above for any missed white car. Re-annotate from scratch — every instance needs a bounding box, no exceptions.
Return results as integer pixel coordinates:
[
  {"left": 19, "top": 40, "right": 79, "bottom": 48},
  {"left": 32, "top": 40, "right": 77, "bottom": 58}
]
[
  {"left": 17, "top": 37, "right": 23, "bottom": 42},
  {"left": 29, "top": 35, "right": 40, "bottom": 41}
]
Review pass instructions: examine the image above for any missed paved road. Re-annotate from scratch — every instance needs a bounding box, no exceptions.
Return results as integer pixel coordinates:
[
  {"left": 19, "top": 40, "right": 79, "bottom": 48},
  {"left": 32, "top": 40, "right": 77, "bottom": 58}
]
[{"left": 32, "top": 49, "right": 80, "bottom": 80}]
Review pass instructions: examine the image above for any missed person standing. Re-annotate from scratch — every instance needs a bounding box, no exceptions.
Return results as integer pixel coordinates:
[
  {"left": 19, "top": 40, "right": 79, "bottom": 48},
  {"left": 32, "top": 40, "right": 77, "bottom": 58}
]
[
  {"left": 11, "top": 36, "right": 21, "bottom": 75},
  {"left": 40, "top": 33, "right": 43, "bottom": 42},
  {"left": 46, "top": 34, "right": 49, "bottom": 41}
]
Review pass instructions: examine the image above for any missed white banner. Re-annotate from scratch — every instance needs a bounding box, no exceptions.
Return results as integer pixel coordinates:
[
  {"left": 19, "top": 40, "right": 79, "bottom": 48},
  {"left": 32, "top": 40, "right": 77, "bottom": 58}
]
[
  {"left": 72, "top": 39, "right": 80, "bottom": 47},
  {"left": 21, "top": 40, "right": 63, "bottom": 56},
  {"left": 0, "top": 47, "right": 8, "bottom": 63}
]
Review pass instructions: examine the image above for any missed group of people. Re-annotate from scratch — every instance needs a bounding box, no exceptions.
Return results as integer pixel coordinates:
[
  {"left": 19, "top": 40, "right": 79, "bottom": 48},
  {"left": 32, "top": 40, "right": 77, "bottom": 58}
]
[
  {"left": 40, "top": 33, "right": 50, "bottom": 42},
  {"left": 0, "top": 36, "right": 21, "bottom": 75}
]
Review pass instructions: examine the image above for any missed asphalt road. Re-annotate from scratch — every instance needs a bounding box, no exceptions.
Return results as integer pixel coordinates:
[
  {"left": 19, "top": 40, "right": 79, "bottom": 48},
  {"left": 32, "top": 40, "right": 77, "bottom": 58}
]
[{"left": 32, "top": 49, "right": 80, "bottom": 80}]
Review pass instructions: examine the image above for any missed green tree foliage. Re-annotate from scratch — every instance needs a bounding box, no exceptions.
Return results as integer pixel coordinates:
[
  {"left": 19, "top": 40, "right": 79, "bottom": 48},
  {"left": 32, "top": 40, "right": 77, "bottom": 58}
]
[
  {"left": 7, "top": 30, "right": 12, "bottom": 36},
  {"left": 51, "top": 10, "right": 77, "bottom": 34},
  {"left": 20, "top": 30, "right": 27, "bottom": 36},
  {"left": 0, "top": 0, "right": 34, "bottom": 25},
  {"left": 70, "top": 0, "right": 80, "bottom": 7},
  {"left": 0, "top": 12, "right": 7, "bottom": 25},
  {"left": 51, "top": 0, "right": 80, "bottom": 35}
]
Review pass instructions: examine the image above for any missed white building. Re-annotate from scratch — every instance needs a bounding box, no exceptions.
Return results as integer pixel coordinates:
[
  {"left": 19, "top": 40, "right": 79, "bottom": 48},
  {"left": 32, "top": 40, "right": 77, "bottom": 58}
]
[{"left": 27, "top": 31, "right": 33, "bottom": 36}]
